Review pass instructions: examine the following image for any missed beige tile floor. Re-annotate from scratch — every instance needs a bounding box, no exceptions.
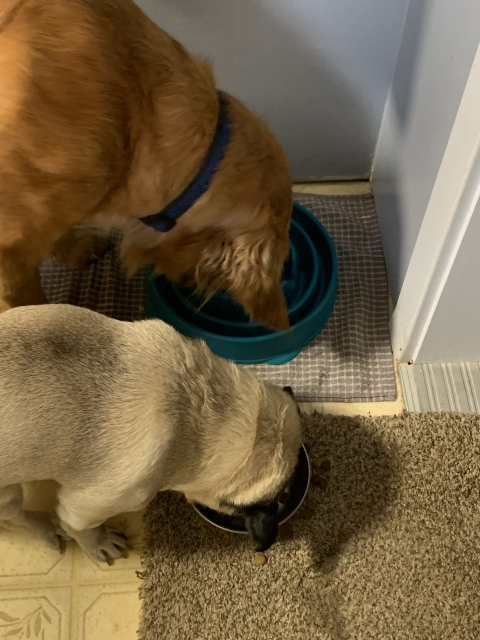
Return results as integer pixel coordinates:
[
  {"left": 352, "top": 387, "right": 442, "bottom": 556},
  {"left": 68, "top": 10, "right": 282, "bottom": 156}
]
[{"left": 0, "top": 181, "right": 403, "bottom": 640}]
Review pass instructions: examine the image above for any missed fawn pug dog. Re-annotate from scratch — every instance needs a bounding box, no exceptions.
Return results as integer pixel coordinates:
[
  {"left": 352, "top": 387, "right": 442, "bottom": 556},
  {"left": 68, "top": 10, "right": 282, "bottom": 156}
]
[
  {"left": 0, "top": 0, "right": 292, "bottom": 329},
  {"left": 0, "top": 305, "right": 302, "bottom": 559}
]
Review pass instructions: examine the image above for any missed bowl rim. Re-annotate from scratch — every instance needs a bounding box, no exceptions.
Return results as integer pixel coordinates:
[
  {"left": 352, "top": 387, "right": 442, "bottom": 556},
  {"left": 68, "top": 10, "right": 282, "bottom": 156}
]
[
  {"left": 146, "top": 202, "right": 338, "bottom": 345},
  {"left": 191, "top": 443, "right": 311, "bottom": 535}
]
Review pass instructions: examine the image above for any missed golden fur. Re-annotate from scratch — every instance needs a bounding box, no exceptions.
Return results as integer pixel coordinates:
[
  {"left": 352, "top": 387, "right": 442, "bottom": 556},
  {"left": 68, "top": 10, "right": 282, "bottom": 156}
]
[{"left": 0, "top": 0, "right": 292, "bottom": 328}]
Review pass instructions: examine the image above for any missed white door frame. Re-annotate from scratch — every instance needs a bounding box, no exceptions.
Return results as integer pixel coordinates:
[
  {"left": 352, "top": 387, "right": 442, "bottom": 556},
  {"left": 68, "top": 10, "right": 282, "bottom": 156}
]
[{"left": 390, "top": 43, "right": 480, "bottom": 363}]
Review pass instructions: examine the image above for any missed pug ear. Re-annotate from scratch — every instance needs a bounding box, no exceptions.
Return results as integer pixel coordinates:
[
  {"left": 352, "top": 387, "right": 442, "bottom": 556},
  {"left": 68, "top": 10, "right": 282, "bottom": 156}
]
[
  {"left": 283, "top": 385, "right": 301, "bottom": 415},
  {"left": 245, "top": 508, "right": 279, "bottom": 552}
]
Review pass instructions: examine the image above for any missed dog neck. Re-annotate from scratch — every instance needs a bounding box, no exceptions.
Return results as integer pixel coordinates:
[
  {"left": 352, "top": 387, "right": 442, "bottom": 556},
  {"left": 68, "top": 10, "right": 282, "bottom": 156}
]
[
  {"left": 175, "top": 383, "right": 290, "bottom": 511},
  {"left": 138, "top": 91, "right": 231, "bottom": 234}
]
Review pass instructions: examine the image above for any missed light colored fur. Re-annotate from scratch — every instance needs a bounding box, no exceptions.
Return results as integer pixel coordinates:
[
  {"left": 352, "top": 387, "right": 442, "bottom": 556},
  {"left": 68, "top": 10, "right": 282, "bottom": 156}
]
[
  {"left": 0, "top": 305, "right": 301, "bottom": 561},
  {"left": 0, "top": 0, "right": 292, "bottom": 328}
]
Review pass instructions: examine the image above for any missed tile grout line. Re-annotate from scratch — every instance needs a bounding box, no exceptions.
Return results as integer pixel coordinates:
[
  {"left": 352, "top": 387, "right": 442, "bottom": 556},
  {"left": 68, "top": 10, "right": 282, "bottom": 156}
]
[
  {"left": 70, "top": 546, "right": 79, "bottom": 640},
  {"left": 0, "top": 578, "right": 142, "bottom": 592}
]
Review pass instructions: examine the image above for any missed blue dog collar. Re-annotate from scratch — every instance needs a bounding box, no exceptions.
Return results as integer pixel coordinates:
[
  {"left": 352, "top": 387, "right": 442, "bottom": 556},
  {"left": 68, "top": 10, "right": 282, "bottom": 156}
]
[{"left": 140, "top": 91, "right": 231, "bottom": 232}]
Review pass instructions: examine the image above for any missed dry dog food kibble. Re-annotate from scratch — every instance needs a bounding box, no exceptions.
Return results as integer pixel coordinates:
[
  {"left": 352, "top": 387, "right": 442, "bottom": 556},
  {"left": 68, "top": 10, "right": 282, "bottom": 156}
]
[
  {"left": 313, "top": 458, "right": 331, "bottom": 471},
  {"left": 312, "top": 474, "right": 328, "bottom": 489},
  {"left": 255, "top": 553, "right": 268, "bottom": 566}
]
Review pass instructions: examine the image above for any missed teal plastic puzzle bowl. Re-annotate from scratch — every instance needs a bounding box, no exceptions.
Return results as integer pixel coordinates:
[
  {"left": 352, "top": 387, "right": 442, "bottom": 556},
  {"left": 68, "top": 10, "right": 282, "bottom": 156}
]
[{"left": 145, "top": 202, "right": 338, "bottom": 365}]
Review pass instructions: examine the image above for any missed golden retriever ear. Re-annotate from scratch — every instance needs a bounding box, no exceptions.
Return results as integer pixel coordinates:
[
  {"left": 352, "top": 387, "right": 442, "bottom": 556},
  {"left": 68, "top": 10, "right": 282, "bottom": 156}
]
[
  {"left": 173, "top": 226, "right": 290, "bottom": 330},
  {"left": 239, "top": 283, "right": 290, "bottom": 331}
]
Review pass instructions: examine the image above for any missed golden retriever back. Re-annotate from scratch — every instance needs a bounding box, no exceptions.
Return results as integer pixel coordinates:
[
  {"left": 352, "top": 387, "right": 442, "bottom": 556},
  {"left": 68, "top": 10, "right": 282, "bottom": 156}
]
[{"left": 0, "top": 0, "right": 292, "bottom": 327}]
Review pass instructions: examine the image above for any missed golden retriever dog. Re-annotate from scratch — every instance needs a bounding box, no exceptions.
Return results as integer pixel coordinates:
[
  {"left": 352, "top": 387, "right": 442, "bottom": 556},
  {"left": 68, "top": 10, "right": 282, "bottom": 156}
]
[
  {"left": 0, "top": 304, "right": 302, "bottom": 558},
  {"left": 0, "top": 0, "right": 292, "bottom": 328}
]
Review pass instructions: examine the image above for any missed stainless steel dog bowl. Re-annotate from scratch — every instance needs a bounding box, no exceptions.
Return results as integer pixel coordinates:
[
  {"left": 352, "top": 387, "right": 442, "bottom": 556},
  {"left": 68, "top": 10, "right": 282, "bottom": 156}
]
[{"left": 192, "top": 444, "right": 310, "bottom": 534}]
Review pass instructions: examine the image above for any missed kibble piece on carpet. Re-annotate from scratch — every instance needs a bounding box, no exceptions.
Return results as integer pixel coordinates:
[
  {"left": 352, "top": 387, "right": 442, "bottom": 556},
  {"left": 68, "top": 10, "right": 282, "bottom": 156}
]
[{"left": 139, "top": 413, "right": 480, "bottom": 640}]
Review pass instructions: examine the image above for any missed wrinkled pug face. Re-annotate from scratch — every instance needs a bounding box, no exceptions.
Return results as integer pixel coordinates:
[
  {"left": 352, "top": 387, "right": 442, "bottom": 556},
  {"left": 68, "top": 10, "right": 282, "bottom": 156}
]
[
  {"left": 220, "top": 497, "right": 281, "bottom": 552},
  {"left": 220, "top": 386, "right": 301, "bottom": 552}
]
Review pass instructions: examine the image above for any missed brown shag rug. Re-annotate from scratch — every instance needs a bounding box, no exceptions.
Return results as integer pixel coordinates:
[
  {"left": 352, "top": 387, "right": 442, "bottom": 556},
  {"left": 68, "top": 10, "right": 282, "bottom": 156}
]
[{"left": 139, "top": 413, "right": 480, "bottom": 640}]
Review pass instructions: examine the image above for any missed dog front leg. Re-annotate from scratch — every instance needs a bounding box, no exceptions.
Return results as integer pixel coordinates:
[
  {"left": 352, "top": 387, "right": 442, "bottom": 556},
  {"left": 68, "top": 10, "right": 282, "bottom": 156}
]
[
  {"left": 51, "top": 226, "right": 114, "bottom": 269},
  {"left": 60, "top": 520, "right": 129, "bottom": 564},
  {"left": 57, "top": 487, "right": 129, "bottom": 564},
  {"left": 0, "top": 484, "right": 69, "bottom": 551}
]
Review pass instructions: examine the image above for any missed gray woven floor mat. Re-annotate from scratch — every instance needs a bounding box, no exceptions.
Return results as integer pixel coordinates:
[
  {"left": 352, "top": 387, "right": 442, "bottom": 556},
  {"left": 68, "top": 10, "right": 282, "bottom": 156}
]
[{"left": 40, "top": 193, "right": 396, "bottom": 402}]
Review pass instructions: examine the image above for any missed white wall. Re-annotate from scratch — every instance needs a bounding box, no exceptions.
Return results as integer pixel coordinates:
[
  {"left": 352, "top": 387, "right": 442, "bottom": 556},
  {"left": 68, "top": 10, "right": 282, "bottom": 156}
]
[
  {"left": 417, "top": 195, "right": 480, "bottom": 363},
  {"left": 372, "top": 0, "right": 480, "bottom": 302},
  {"left": 135, "top": 0, "right": 408, "bottom": 179}
]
